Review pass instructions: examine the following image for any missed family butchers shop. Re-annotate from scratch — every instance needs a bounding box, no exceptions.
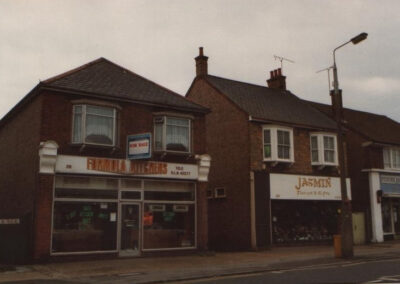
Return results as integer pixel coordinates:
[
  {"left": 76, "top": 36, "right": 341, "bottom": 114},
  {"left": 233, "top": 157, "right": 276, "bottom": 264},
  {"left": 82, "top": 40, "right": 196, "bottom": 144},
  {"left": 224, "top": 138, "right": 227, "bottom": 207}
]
[{"left": 38, "top": 141, "right": 210, "bottom": 259}]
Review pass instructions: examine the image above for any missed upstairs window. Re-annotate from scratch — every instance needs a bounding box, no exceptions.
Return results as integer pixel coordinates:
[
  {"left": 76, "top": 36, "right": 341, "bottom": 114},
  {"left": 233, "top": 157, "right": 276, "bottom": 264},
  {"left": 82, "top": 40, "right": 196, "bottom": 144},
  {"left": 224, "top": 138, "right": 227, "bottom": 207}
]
[
  {"left": 73, "top": 105, "right": 117, "bottom": 146},
  {"left": 383, "top": 147, "right": 400, "bottom": 169},
  {"left": 154, "top": 116, "right": 191, "bottom": 153},
  {"left": 310, "top": 133, "right": 338, "bottom": 166},
  {"left": 263, "top": 126, "right": 294, "bottom": 163}
]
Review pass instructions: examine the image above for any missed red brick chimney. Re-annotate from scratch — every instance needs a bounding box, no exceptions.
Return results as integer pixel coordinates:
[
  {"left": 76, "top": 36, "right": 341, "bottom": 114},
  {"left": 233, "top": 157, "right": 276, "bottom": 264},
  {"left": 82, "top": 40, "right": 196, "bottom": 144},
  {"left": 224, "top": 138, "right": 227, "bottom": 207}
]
[
  {"left": 267, "top": 68, "right": 286, "bottom": 90},
  {"left": 195, "top": 47, "right": 208, "bottom": 77}
]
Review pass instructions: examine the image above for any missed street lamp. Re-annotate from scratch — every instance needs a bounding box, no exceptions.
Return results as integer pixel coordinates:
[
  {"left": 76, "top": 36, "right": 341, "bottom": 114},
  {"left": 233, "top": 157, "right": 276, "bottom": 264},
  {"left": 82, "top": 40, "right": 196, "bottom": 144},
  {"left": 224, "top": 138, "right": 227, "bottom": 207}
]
[{"left": 332, "top": 32, "right": 368, "bottom": 258}]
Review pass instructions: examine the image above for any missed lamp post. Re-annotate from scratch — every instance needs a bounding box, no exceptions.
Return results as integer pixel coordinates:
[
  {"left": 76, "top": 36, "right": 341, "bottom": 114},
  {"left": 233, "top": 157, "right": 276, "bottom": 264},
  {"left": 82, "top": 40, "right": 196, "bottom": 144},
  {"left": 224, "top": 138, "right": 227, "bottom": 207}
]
[{"left": 332, "top": 32, "right": 367, "bottom": 258}]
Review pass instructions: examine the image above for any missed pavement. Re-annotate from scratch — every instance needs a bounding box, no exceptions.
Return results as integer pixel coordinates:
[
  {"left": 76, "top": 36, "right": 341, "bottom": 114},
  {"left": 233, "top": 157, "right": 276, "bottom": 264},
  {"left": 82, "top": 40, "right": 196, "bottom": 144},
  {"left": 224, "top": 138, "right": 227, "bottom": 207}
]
[{"left": 1, "top": 241, "right": 400, "bottom": 284}]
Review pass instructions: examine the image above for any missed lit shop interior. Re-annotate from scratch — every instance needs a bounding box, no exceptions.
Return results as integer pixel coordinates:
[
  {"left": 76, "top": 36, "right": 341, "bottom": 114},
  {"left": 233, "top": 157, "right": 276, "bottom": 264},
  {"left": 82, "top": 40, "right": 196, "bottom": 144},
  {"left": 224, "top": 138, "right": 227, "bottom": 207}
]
[{"left": 52, "top": 175, "right": 196, "bottom": 255}]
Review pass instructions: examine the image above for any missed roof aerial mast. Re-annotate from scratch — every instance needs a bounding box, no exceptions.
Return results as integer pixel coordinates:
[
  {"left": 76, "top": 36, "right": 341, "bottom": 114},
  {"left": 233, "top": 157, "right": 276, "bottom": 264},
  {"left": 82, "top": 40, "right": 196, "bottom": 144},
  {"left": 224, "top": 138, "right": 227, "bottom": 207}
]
[
  {"left": 316, "top": 66, "right": 334, "bottom": 93},
  {"left": 273, "top": 55, "right": 295, "bottom": 71}
]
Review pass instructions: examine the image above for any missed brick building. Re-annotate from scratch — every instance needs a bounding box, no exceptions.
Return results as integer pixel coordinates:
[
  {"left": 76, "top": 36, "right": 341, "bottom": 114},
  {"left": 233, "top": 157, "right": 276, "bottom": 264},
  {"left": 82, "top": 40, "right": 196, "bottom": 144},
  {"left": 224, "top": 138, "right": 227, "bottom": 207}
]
[
  {"left": 0, "top": 58, "right": 210, "bottom": 263},
  {"left": 310, "top": 100, "right": 400, "bottom": 243},
  {"left": 186, "top": 48, "right": 350, "bottom": 250}
]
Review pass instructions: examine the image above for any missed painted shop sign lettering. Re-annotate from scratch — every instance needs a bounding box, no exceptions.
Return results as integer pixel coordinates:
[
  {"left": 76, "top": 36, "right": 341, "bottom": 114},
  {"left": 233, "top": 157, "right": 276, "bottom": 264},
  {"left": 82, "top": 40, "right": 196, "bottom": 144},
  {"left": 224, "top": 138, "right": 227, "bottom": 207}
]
[
  {"left": 270, "top": 173, "right": 351, "bottom": 201},
  {"left": 55, "top": 155, "right": 198, "bottom": 180},
  {"left": 381, "top": 175, "right": 400, "bottom": 185}
]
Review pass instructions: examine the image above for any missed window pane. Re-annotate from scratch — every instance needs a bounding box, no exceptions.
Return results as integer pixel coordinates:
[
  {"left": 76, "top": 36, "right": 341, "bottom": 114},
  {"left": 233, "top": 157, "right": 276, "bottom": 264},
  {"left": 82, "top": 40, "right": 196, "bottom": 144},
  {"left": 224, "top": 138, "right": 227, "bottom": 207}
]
[
  {"left": 85, "top": 114, "right": 114, "bottom": 145},
  {"left": 277, "top": 130, "right": 290, "bottom": 159},
  {"left": 311, "top": 136, "right": 319, "bottom": 162},
  {"left": 324, "top": 136, "right": 334, "bottom": 150},
  {"left": 55, "top": 188, "right": 118, "bottom": 199},
  {"left": 324, "top": 150, "right": 335, "bottom": 163},
  {"left": 167, "top": 117, "right": 189, "bottom": 127},
  {"left": 383, "top": 148, "right": 391, "bottom": 168},
  {"left": 166, "top": 123, "right": 189, "bottom": 152},
  {"left": 73, "top": 111, "right": 82, "bottom": 143},
  {"left": 52, "top": 202, "right": 117, "bottom": 253},
  {"left": 154, "top": 123, "right": 163, "bottom": 151},
  {"left": 278, "top": 145, "right": 290, "bottom": 159},
  {"left": 144, "top": 191, "right": 194, "bottom": 201},
  {"left": 86, "top": 105, "right": 114, "bottom": 117},
  {"left": 393, "top": 149, "right": 400, "bottom": 168},
  {"left": 143, "top": 203, "right": 195, "bottom": 249},
  {"left": 264, "top": 130, "right": 271, "bottom": 158}
]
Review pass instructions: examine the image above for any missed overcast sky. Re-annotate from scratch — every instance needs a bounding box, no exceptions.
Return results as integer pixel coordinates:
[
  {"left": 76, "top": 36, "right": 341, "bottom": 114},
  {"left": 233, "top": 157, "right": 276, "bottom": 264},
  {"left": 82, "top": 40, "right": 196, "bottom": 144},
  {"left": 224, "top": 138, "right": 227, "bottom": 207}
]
[{"left": 1, "top": 0, "right": 399, "bottom": 121}]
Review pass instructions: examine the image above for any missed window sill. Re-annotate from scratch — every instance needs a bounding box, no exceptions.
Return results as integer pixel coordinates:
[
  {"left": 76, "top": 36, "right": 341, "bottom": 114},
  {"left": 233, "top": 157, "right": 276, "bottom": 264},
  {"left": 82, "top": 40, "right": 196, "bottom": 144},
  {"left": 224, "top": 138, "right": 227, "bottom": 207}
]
[
  {"left": 312, "top": 163, "right": 338, "bottom": 169},
  {"left": 154, "top": 150, "right": 193, "bottom": 158},
  {"left": 263, "top": 159, "right": 294, "bottom": 167},
  {"left": 70, "top": 143, "right": 120, "bottom": 153}
]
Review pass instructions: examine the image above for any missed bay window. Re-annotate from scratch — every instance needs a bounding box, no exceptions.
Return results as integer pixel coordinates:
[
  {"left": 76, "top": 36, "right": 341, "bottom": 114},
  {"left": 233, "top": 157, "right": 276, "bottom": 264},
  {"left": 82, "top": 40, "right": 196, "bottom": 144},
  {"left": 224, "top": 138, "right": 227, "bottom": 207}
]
[
  {"left": 383, "top": 147, "right": 400, "bottom": 169},
  {"left": 263, "top": 126, "right": 294, "bottom": 163},
  {"left": 73, "top": 105, "right": 117, "bottom": 146},
  {"left": 310, "top": 133, "right": 338, "bottom": 166},
  {"left": 154, "top": 116, "right": 191, "bottom": 153}
]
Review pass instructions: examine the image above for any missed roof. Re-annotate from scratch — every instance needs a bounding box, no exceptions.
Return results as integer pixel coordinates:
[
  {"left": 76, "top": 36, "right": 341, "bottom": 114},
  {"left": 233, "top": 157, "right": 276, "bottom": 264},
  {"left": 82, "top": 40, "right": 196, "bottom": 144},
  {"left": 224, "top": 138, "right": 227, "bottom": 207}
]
[
  {"left": 308, "top": 101, "right": 400, "bottom": 146},
  {"left": 41, "top": 58, "right": 207, "bottom": 113},
  {"left": 203, "top": 75, "right": 337, "bottom": 130}
]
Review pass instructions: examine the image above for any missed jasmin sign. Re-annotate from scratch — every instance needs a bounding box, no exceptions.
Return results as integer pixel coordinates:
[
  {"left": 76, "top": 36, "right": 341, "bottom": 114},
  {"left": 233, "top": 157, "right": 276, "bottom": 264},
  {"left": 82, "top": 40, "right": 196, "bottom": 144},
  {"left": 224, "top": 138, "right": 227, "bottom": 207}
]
[{"left": 270, "top": 173, "right": 351, "bottom": 201}]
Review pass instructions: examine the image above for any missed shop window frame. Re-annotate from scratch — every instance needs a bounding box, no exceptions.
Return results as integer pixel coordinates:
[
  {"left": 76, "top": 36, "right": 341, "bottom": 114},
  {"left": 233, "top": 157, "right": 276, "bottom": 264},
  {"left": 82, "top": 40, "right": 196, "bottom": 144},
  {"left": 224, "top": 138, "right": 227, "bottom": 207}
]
[
  {"left": 310, "top": 132, "right": 338, "bottom": 167},
  {"left": 262, "top": 125, "right": 294, "bottom": 164}
]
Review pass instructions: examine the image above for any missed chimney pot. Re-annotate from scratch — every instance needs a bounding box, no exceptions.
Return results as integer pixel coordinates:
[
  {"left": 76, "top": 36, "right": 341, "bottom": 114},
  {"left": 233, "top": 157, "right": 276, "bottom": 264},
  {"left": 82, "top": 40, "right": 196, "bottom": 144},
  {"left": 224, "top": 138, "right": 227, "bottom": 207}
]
[
  {"left": 199, "top": 47, "right": 204, "bottom": 56},
  {"left": 267, "top": 68, "right": 287, "bottom": 90}
]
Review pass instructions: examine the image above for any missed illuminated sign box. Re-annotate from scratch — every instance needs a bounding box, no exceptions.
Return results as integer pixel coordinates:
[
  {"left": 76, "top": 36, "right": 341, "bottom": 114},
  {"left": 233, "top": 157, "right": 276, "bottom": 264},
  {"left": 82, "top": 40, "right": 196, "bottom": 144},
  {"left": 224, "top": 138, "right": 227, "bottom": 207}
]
[{"left": 127, "top": 133, "right": 151, "bottom": 160}]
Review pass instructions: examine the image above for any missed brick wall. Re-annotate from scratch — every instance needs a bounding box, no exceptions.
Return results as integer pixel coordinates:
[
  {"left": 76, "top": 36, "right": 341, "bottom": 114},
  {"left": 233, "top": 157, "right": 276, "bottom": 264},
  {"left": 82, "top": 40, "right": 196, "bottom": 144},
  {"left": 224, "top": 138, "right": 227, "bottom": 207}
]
[{"left": 187, "top": 79, "right": 252, "bottom": 250}]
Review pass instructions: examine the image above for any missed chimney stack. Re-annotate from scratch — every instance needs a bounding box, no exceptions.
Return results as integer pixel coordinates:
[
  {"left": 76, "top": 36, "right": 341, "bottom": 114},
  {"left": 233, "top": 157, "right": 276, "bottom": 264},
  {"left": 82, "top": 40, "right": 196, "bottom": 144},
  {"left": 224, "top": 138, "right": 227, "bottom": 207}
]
[
  {"left": 267, "top": 68, "right": 286, "bottom": 90},
  {"left": 195, "top": 47, "right": 208, "bottom": 77}
]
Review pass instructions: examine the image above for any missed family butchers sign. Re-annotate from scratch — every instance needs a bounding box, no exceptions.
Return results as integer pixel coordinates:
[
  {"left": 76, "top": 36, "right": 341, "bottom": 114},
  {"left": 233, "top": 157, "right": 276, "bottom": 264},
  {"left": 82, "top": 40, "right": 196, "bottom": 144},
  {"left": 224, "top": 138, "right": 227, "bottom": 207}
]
[
  {"left": 270, "top": 173, "right": 351, "bottom": 201},
  {"left": 55, "top": 155, "right": 198, "bottom": 180}
]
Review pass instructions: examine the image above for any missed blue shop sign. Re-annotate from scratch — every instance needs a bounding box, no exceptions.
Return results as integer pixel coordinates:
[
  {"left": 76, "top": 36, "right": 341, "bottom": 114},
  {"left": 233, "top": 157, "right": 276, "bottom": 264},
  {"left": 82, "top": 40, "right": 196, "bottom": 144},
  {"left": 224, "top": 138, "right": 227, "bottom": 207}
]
[
  {"left": 127, "top": 133, "right": 152, "bottom": 160},
  {"left": 380, "top": 174, "right": 400, "bottom": 197}
]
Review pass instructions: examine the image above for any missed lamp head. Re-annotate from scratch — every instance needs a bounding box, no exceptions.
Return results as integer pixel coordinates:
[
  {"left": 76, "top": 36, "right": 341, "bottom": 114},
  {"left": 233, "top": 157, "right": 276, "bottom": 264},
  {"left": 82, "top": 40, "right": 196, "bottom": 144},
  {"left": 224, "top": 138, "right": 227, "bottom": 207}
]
[{"left": 351, "top": 32, "right": 368, "bottom": 44}]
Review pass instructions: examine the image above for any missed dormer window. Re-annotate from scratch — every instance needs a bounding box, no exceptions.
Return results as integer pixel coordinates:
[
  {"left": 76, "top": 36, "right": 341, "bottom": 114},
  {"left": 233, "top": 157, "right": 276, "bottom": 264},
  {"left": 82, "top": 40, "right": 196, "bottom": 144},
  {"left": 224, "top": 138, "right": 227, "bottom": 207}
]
[
  {"left": 263, "top": 125, "right": 294, "bottom": 163},
  {"left": 154, "top": 116, "right": 191, "bottom": 153},
  {"left": 310, "top": 133, "right": 338, "bottom": 166},
  {"left": 72, "top": 105, "right": 117, "bottom": 146},
  {"left": 383, "top": 147, "right": 400, "bottom": 170}
]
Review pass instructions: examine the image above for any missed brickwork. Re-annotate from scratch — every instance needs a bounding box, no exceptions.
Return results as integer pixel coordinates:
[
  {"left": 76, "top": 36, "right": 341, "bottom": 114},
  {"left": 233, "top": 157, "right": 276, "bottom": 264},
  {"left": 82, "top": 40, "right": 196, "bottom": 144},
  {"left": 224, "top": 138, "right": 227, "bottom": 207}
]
[
  {"left": 196, "top": 182, "right": 208, "bottom": 250},
  {"left": 33, "top": 174, "right": 54, "bottom": 261},
  {"left": 187, "top": 79, "right": 252, "bottom": 250},
  {"left": 0, "top": 95, "right": 43, "bottom": 218}
]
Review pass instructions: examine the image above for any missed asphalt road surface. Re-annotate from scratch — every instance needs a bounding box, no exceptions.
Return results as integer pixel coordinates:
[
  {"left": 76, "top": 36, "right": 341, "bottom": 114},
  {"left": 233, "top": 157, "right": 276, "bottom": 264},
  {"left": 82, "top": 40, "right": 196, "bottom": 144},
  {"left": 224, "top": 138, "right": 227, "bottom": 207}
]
[{"left": 179, "top": 257, "right": 400, "bottom": 284}]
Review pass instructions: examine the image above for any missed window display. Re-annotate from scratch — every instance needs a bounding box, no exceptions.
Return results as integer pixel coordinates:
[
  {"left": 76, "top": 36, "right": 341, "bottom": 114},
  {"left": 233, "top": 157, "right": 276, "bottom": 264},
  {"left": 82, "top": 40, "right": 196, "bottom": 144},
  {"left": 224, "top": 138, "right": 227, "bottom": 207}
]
[
  {"left": 143, "top": 203, "right": 195, "bottom": 249},
  {"left": 272, "top": 200, "right": 339, "bottom": 244},
  {"left": 52, "top": 202, "right": 117, "bottom": 252}
]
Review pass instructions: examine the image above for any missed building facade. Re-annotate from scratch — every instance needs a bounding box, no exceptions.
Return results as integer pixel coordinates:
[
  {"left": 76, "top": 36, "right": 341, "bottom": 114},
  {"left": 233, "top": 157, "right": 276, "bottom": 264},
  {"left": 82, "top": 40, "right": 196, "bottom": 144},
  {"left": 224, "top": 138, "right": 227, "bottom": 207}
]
[
  {"left": 0, "top": 58, "right": 210, "bottom": 263},
  {"left": 310, "top": 101, "right": 400, "bottom": 243},
  {"left": 186, "top": 48, "right": 350, "bottom": 250}
]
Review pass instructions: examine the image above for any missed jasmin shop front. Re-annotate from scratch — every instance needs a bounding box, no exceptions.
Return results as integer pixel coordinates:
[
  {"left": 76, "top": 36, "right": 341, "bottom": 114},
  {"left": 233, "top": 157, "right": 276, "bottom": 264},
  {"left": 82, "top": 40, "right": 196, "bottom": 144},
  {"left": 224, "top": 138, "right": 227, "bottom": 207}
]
[
  {"left": 269, "top": 174, "right": 351, "bottom": 244},
  {"left": 47, "top": 154, "right": 209, "bottom": 258}
]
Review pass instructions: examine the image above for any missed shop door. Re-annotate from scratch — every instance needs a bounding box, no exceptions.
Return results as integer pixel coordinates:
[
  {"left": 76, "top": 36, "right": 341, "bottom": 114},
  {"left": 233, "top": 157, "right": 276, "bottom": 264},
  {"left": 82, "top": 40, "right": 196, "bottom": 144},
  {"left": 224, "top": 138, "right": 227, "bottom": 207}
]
[
  {"left": 393, "top": 200, "right": 400, "bottom": 238},
  {"left": 352, "top": 212, "right": 366, "bottom": 245},
  {"left": 120, "top": 203, "right": 141, "bottom": 256}
]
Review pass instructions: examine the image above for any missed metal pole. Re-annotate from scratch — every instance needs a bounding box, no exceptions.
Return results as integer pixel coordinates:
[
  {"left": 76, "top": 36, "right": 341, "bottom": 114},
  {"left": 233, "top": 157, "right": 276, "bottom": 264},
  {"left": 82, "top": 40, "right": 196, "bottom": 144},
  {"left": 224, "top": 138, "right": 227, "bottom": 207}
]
[{"left": 332, "top": 47, "right": 353, "bottom": 258}]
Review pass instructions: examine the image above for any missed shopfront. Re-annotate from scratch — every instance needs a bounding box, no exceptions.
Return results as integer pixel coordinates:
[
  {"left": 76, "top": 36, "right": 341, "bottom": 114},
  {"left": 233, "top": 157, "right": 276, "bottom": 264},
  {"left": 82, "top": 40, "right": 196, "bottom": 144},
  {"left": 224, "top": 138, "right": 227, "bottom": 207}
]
[
  {"left": 379, "top": 174, "right": 400, "bottom": 240},
  {"left": 269, "top": 174, "right": 351, "bottom": 244},
  {"left": 45, "top": 152, "right": 210, "bottom": 257}
]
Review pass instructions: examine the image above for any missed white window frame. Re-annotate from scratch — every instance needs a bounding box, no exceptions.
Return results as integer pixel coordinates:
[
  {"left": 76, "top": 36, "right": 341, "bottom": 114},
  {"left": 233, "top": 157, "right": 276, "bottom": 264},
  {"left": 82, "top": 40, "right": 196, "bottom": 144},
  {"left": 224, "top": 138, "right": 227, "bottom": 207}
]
[
  {"left": 153, "top": 115, "right": 191, "bottom": 153},
  {"left": 262, "top": 125, "right": 294, "bottom": 163},
  {"left": 72, "top": 104, "right": 117, "bottom": 147},
  {"left": 383, "top": 147, "right": 400, "bottom": 170},
  {"left": 310, "top": 132, "right": 338, "bottom": 166}
]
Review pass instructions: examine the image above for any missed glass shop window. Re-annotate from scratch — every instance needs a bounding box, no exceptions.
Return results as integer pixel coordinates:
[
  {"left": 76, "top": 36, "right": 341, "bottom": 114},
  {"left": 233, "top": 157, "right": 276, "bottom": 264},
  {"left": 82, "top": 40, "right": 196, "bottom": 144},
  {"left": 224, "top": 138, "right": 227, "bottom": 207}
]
[
  {"left": 143, "top": 203, "right": 195, "bottom": 249},
  {"left": 52, "top": 202, "right": 118, "bottom": 253}
]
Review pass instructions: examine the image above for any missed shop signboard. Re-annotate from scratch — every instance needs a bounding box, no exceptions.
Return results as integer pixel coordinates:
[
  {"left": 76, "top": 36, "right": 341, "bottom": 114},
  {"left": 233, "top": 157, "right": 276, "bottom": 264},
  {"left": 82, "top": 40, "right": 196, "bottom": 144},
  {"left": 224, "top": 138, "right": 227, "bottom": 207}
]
[
  {"left": 127, "top": 133, "right": 151, "bottom": 160},
  {"left": 55, "top": 155, "right": 198, "bottom": 180},
  {"left": 270, "top": 173, "right": 351, "bottom": 201},
  {"left": 380, "top": 174, "right": 400, "bottom": 197}
]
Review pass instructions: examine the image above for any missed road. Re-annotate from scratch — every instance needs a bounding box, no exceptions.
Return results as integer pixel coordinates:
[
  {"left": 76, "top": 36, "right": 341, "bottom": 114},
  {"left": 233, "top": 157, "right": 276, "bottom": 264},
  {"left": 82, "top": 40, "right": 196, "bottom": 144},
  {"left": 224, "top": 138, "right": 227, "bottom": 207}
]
[{"left": 178, "top": 257, "right": 400, "bottom": 284}]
